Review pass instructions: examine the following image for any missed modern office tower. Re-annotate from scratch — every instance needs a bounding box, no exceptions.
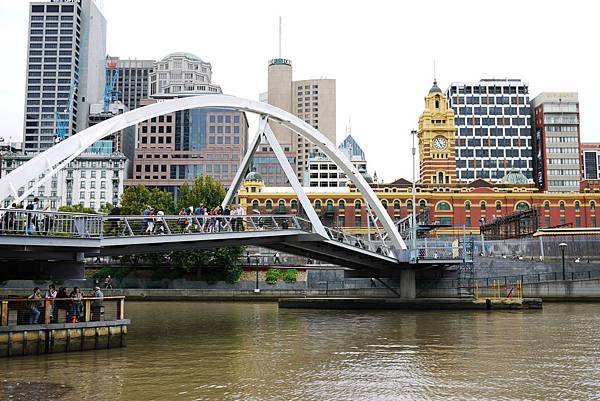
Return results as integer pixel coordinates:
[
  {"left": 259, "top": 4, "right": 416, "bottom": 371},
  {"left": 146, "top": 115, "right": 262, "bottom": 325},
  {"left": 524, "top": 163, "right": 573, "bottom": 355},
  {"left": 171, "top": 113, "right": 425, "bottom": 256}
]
[
  {"left": 107, "top": 56, "right": 155, "bottom": 111},
  {"left": 417, "top": 81, "right": 457, "bottom": 185},
  {"left": 126, "top": 52, "right": 248, "bottom": 193},
  {"left": 445, "top": 79, "right": 532, "bottom": 183},
  {"left": 265, "top": 58, "right": 336, "bottom": 180},
  {"left": 149, "top": 52, "right": 222, "bottom": 98},
  {"left": 305, "top": 132, "right": 369, "bottom": 188},
  {"left": 127, "top": 98, "right": 249, "bottom": 193},
  {"left": 582, "top": 143, "right": 600, "bottom": 180},
  {"left": 531, "top": 92, "right": 581, "bottom": 193},
  {"left": 24, "top": 0, "right": 106, "bottom": 152}
]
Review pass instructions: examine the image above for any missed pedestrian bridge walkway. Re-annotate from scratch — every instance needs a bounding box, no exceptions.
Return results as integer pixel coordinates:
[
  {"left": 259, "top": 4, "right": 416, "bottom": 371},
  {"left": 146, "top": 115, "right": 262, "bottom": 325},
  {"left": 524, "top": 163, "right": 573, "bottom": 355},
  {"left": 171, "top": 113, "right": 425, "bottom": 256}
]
[{"left": 0, "top": 209, "right": 468, "bottom": 275}]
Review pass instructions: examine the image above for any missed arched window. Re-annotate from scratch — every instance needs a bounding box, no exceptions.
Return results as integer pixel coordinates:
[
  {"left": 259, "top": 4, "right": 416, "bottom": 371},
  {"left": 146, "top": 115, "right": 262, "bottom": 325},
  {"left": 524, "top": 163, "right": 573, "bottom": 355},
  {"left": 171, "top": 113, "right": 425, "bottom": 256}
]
[
  {"left": 438, "top": 172, "right": 444, "bottom": 183},
  {"left": 419, "top": 200, "right": 427, "bottom": 210},
  {"left": 291, "top": 199, "right": 298, "bottom": 210},
  {"left": 314, "top": 200, "right": 322, "bottom": 210},
  {"left": 278, "top": 200, "right": 286, "bottom": 213},
  {"left": 436, "top": 201, "right": 451, "bottom": 211},
  {"left": 465, "top": 201, "right": 471, "bottom": 211},
  {"left": 325, "top": 200, "right": 334, "bottom": 214},
  {"left": 265, "top": 200, "right": 272, "bottom": 210},
  {"left": 393, "top": 200, "right": 401, "bottom": 210},
  {"left": 354, "top": 200, "right": 362, "bottom": 210},
  {"left": 575, "top": 201, "right": 580, "bottom": 212},
  {"left": 516, "top": 202, "right": 529, "bottom": 211},
  {"left": 252, "top": 200, "right": 259, "bottom": 210},
  {"left": 496, "top": 201, "right": 502, "bottom": 212},
  {"left": 544, "top": 201, "right": 550, "bottom": 211},
  {"left": 406, "top": 200, "right": 413, "bottom": 210},
  {"left": 338, "top": 200, "right": 345, "bottom": 210},
  {"left": 591, "top": 201, "right": 596, "bottom": 212},
  {"left": 381, "top": 199, "right": 388, "bottom": 209},
  {"left": 560, "top": 201, "right": 565, "bottom": 211},
  {"left": 435, "top": 97, "right": 440, "bottom": 109},
  {"left": 480, "top": 201, "right": 486, "bottom": 211}
]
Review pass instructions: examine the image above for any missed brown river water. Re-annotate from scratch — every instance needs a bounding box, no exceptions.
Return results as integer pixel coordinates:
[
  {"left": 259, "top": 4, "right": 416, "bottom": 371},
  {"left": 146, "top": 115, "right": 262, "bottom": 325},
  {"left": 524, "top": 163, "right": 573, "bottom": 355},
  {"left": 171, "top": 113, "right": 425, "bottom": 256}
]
[{"left": 1, "top": 302, "right": 600, "bottom": 401}]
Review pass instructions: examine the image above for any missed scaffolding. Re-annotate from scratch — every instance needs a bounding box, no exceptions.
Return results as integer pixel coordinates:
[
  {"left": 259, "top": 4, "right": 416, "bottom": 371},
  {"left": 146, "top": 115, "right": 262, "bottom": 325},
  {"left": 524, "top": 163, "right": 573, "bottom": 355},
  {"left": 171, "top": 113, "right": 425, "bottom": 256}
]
[{"left": 480, "top": 208, "right": 540, "bottom": 240}]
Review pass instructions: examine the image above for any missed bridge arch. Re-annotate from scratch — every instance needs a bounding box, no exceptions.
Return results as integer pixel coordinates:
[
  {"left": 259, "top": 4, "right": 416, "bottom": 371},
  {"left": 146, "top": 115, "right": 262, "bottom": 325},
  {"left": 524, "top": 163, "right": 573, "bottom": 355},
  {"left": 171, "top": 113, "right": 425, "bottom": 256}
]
[{"left": 0, "top": 94, "right": 406, "bottom": 252}]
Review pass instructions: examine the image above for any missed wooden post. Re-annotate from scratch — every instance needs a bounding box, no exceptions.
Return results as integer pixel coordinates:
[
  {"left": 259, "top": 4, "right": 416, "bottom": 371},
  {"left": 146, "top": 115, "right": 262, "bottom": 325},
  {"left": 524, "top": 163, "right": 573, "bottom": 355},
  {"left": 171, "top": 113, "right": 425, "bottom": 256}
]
[
  {"left": 84, "top": 299, "right": 91, "bottom": 322},
  {"left": 44, "top": 299, "right": 52, "bottom": 324},
  {"left": 1, "top": 301, "right": 8, "bottom": 326},
  {"left": 116, "top": 298, "right": 125, "bottom": 320}
]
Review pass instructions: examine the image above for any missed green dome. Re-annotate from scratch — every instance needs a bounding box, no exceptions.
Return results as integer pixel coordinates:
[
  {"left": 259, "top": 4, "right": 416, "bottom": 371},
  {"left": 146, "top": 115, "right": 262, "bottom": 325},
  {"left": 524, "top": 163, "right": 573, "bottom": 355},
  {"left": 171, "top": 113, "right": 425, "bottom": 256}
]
[{"left": 245, "top": 171, "right": 263, "bottom": 182}]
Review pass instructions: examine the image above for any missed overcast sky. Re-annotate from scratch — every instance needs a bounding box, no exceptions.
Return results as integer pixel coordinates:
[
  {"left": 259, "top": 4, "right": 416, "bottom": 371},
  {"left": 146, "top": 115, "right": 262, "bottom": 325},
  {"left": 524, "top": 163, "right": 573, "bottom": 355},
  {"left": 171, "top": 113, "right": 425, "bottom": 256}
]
[{"left": 0, "top": 0, "right": 598, "bottom": 181}]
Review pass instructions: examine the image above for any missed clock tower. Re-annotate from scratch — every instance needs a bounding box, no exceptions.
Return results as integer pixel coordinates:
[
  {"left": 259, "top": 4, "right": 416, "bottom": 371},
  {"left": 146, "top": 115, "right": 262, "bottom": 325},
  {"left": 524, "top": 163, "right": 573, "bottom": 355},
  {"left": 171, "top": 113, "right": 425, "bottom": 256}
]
[{"left": 417, "top": 80, "right": 457, "bottom": 185}]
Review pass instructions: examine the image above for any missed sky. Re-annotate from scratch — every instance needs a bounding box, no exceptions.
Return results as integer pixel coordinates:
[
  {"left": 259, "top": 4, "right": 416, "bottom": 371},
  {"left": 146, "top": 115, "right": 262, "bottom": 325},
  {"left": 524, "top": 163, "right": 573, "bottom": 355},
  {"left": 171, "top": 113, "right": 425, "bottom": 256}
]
[{"left": 0, "top": 0, "right": 599, "bottom": 181}]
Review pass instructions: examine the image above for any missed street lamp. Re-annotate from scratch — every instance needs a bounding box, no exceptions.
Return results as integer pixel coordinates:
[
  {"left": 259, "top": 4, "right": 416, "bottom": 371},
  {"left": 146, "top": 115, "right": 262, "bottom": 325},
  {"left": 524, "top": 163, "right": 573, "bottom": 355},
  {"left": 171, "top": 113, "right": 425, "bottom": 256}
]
[
  {"left": 254, "top": 255, "right": 260, "bottom": 293},
  {"left": 559, "top": 243, "right": 567, "bottom": 280},
  {"left": 410, "top": 129, "right": 417, "bottom": 262}
]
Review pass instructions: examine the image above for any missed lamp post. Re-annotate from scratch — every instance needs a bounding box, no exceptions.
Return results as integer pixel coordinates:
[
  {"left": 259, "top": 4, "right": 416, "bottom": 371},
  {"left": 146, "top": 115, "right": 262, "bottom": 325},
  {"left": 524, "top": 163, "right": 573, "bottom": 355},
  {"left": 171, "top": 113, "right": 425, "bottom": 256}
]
[
  {"left": 559, "top": 242, "right": 567, "bottom": 280},
  {"left": 254, "top": 256, "right": 260, "bottom": 293},
  {"left": 411, "top": 129, "right": 417, "bottom": 262}
]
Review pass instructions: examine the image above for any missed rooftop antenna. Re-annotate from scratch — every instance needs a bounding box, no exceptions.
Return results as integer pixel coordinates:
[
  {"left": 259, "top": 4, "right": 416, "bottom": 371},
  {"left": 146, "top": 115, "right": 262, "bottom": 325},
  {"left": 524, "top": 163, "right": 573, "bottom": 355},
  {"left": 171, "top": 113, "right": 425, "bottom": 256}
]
[
  {"left": 347, "top": 117, "right": 352, "bottom": 136},
  {"left": 433, "top": 60, "right": 437, "bottom": 84},
  {"left": 278, "top": 16, "right": 282, "bottom": 58}
]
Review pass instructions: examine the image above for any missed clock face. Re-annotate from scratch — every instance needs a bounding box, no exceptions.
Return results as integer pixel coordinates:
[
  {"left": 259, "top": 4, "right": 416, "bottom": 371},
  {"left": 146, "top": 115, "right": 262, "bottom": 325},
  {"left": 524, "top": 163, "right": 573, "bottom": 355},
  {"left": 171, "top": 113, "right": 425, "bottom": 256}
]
[{"left": 432, "top": 136, "right": 448, "bottom": 150}]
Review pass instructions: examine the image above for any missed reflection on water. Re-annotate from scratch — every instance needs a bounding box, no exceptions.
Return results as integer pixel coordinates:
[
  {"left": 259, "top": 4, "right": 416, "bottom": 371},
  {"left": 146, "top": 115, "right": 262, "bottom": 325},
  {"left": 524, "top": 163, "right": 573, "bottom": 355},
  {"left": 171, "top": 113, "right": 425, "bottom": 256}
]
[{"left": 1, "top": 302, "right": 600, "bottom": 401}]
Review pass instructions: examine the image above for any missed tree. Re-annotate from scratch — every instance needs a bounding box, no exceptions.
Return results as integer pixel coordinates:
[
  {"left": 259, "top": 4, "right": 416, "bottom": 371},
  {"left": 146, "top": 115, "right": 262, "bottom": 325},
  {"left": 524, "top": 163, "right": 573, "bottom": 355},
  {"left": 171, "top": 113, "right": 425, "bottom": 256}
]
[
  {"left": 176, "top": 176, "right": 226, "bottom": 212},
  {"left": 120, "top": 185, "right": 150, "bottom": 215},
  {"left": 148, "top": 187, "right": 175, "bottom": 214},
  {"left": 100, "top": 202, "right": 113, "bottom": 215},
  {"left": 58, "top": 204, "right": 96, "bottom": 214}
]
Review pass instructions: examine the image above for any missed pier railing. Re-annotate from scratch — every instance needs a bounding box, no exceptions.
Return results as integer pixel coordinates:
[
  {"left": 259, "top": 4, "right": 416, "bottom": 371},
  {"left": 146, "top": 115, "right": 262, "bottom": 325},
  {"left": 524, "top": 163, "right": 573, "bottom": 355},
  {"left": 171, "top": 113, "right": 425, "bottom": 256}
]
[{"left": 0, "top": 296, "right": 125, "bottom": 326}]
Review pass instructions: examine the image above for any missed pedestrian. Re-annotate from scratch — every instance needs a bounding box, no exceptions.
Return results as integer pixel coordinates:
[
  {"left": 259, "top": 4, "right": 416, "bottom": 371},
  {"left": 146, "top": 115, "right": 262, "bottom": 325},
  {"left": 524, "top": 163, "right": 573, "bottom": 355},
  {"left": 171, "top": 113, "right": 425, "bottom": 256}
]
[
  {"left": 236, "top": 204, "right": 245, "bottom": 231},
  {"left": 142, "top": 205, "right": 151, "bottom": 234},
  {"left": 274, "top": 252, "right": 281, "bottom": 264},
  {"left": 91, "top": 286, "right": 104, "bottom": 321},
  {"left": 108, "top": 203, "right": 121, "bottom": 236},
  {"left": 246, "top": 251, "right": 251, "bottom": 264},
  {"left": 155, "top": 210, "right": 166, "bottom": 234},
  {"left": 145, "top": 208, "right": 155, "bottom": 234},
  {"left": 55, "top": 287, "right": 69, "bottom": 323},
  {"left": 69, "top": 287, "right": 83, "bottom": 322},
  {"left": 104, "top": 275, "right": 113, "bottom": 289},
  {"left": 27, "top": 287, "right": 42, "bottom": 324},
  {"left": 44, "top": 284, "right": 57, "bottom": 321},
  {"left": 194, "top": 204, "right": 205, "bottom": 231}
]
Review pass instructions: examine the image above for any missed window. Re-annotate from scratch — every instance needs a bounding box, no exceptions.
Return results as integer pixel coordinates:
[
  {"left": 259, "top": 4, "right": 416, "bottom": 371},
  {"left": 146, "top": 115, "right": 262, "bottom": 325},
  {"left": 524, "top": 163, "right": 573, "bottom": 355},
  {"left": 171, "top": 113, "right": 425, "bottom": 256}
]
[
  {"left": 265, "top": 200, "right": 272, "bottom": 210},
  {"left": 394, "top": 200, "right": 400, "bottom": 211},
  {"left": 338, "top": 200, "right": 345, "bottom": 210},
  {"left": 544, "top": 201, "right": 550, "bottom": 211},
  {"left": 480, "top": 201, "right": 486, "bottom": 211},
  {"left": 419, "top": 200, "right": 427, "bottom": 210},
  {"left": 575, "top": 201, "right": 580, "bottom": 212},
  {"left": 381, "top": 199, "right": 388, "bottom": 209},
  {"left": 354, "top": 216, "right": 362, "bottom": 227},
  {"left": 465, "top": 201, "right": 471, "bottom": 211},
  {"left": 291, "top": 200, "right": 298, "bottom": 210},
  {"left": 278, "top": 200, "right": 286, "bottom": 213},
  {"left": 438, "top": 217, "right": 452, "bottom": 225},
  {"left": 515, "top": 202, "right": 529, "bottom": 211},
  {"left": 496, "top": 201, "right": 502, "bottom": 212},
  {"left": 436, "top": 202, "right": 451, "bottom": 211},
  {"left": 252, "top": 200, "right": 259, "bottom": 210},
  {"left": 560, "top": 201, "right": 565, "bottom": 211},
  {"left": 354, "top": 200, "right": 361, "bottom": 210},
  {"left": 591, "top": 201, "right": 596, "bottom": 212},
  {"left": 314, "top": 200, "right": 322, "bottom": 210}
]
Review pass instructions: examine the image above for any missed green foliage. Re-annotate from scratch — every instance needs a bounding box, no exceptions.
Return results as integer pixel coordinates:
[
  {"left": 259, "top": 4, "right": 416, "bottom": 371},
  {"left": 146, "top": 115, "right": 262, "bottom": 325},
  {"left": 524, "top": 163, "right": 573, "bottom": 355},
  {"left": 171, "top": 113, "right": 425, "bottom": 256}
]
[
  {"left": 176, "top": 175, "right": 226, "bottom": 211},
  {"left": 120, "top": 185, "right": 175, "bottom": 215},
  {"left": 265, "top": 268, "right": 281, "bottom": 284},
  {"left": 282, "top": 269, "right": 298, "bottom": 283},
  {"left": 58, "top": 204, "right": 97, "bottom": 214},
  {"left": 170, "top": 246, "right": 245, "bottom": 283},
  {"left": 92, "top": 266, "right": 130, "bottom": 280},
  {"left": 99, "top": 202, "right": 113, "bottom": 215}
]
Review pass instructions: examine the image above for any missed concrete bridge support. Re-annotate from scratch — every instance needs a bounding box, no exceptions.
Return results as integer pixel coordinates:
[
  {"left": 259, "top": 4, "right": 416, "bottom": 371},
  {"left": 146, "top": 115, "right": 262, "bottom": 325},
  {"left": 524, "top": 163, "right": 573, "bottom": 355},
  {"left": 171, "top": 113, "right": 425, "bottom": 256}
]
[{"left": 400, "top": 270, "right": 416, "bottom": 299}]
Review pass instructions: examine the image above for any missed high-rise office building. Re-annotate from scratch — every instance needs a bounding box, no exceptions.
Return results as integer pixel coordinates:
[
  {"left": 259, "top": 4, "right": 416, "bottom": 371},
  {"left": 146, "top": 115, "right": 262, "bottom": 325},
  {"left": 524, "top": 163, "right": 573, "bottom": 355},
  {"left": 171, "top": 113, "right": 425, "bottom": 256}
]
[
  {"left": 107, "top": 56, "right": 155, "bottom": 111},
  {"left": 126, "top": 53, "right": 248, "bottom": 194},
  {"left": 531, "top": 92, "right": 581, "bottom": 193},
  {"left": 23, "top": 0, "right": 106, "bottom": 152},
  {"left": 445, "top": 79, "right": 532, "bottom": 183},
  {"left": 582, "top": 143, "right": 600, "bottom": 180},
  {"left": 265, "top": 58, "right": 336, "bottom": 180}
]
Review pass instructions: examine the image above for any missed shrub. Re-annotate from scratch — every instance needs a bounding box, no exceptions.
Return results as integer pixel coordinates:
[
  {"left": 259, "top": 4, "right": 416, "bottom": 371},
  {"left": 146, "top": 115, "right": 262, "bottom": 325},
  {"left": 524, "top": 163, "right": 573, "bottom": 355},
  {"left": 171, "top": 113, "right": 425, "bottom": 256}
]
[
  {"left": 265, "top": 268, "right": 281, "bottom": 284},
  {"left": 282, "top": 269, "right": 298, "bottom": 283}
]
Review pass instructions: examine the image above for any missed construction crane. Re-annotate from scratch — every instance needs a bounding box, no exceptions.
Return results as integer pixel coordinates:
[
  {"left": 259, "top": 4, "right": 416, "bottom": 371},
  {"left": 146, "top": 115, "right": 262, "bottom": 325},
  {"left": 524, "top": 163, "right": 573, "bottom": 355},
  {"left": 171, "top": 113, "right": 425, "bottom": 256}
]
[
  {"left": 104, "top": 57, "right": 120, "bottom": 113},
  {"left": 54, "top": 68, "right": 79, "bottom": 143}
]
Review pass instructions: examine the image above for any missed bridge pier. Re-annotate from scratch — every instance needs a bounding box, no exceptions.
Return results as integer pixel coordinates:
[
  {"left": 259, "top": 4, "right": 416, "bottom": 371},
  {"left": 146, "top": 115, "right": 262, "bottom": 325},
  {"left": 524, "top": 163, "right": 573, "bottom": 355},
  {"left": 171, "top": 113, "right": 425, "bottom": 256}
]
[{"left": 400, "top": 270, "right": 416, "bottom": 299}]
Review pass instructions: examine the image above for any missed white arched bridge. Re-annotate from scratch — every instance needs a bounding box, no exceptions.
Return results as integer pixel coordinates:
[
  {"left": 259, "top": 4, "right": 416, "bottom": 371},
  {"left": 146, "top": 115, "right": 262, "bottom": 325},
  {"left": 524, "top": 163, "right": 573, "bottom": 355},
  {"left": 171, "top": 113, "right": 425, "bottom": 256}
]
[{"left": 0, "top": 95, "right": 467, "bottom": 295}]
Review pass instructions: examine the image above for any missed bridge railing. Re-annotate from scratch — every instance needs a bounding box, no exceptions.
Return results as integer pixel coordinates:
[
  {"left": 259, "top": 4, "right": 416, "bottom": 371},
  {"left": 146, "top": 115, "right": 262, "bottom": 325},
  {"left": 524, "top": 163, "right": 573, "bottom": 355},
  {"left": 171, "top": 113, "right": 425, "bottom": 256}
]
[
  {"left": 324, "top": 227, "right": 394, "bottom": 257},
  {"left": 0, "top": 295, "right": 125, "bottom": 326},
  {"left": 410, "top": 239, "right": 471, "bottom": 262},
  {"left": 0, "top": 208, "right": 103, "bottom": 238},
  {"left": 0, "top": 209, "right": 314, "bottom": 239}
]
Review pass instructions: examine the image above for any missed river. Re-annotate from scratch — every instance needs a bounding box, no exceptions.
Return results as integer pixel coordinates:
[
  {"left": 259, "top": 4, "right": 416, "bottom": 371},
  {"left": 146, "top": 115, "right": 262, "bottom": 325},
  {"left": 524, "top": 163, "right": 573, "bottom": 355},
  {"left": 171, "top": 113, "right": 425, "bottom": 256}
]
[{"left": 1, "top": 302, "right": 600, "bottom": 400}]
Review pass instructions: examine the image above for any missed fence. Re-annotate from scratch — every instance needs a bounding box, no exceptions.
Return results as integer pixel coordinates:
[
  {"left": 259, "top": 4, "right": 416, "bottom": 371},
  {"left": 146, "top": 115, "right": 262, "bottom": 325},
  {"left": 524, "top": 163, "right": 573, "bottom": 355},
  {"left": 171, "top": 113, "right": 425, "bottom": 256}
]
[
  {"left": 477, "top": 236, "right": 600, "bottom": 259},
  {"left": 0, "top": 296, "right": 125, "bottom": 326}
]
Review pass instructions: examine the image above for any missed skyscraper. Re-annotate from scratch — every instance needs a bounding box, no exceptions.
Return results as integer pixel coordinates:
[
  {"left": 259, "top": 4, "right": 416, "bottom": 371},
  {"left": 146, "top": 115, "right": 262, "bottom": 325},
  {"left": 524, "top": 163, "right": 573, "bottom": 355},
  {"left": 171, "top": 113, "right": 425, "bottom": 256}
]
[
  {"left": 108, "top": 56, "right": 155, "bottom": 111},
  {"left": 126, "top": 52, "right": 248, "bottom": 194},
  {"left": 531, "top": 92, "right": 581, "bottom": 193},
  {"left": 445, "top": 79, "right": 532, "bottom": 183},
  {"left": 23, "top": 0, "right": 106, "bottom": 152}
]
